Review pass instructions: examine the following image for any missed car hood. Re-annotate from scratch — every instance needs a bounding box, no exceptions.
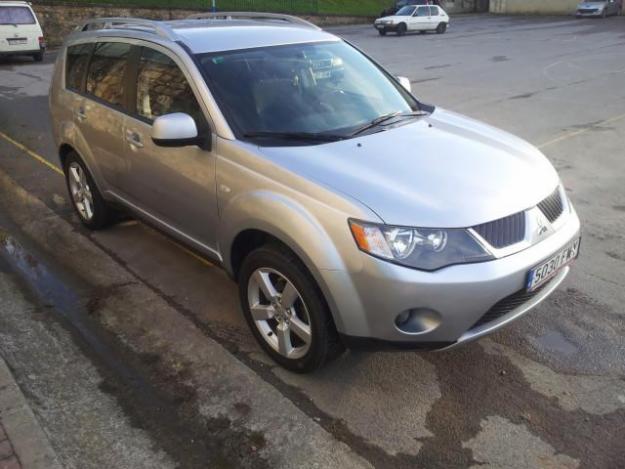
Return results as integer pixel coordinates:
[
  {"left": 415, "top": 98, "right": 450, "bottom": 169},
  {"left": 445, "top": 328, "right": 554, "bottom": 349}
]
[
  {"left": 258, "top": 108, "right": 560, "bottom": 228},
  {"left": 578, "top": 1, "right": 606, "bottom": 5},
  {"left": 376, "top": 15, "right": 409, "bottom": 22}
]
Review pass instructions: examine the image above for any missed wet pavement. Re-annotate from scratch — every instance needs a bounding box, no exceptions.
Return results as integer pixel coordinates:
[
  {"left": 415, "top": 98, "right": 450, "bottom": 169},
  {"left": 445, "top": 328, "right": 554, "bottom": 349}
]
[{"left": 0, "top": 14, "right": 624, "bottom": 468}]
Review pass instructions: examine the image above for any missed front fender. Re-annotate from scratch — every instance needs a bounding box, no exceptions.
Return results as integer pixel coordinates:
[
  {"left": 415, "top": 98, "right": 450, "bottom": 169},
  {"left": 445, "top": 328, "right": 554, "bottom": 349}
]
[
  {"left": 220, "top": 190, "right": 347, "bottom": 275},
  {"left": 219, "top": 190, "right": 372, "bottom": 334}
]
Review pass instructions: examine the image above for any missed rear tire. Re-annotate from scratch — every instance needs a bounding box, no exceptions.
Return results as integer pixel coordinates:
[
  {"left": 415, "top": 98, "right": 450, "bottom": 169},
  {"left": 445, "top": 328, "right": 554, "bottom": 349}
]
[
  {"left": 436, "top": 22, "right": 447, "bottom": 34},
  {"left": 238, "top": 244, "right": 344, "bottom": 373},
  {"left": 397, "top": 23, "right": 407, "bottom": 36},
  {"left": 32, "top": 51, "right": 43, "bottom": 62},
  {"left": 63, "top": 152, "right": 115, "bottom": 230}
]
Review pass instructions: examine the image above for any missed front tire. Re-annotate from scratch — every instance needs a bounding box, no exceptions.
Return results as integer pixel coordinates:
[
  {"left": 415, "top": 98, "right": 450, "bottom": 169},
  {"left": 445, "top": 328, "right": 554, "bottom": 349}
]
[
  {"left": 238, "top": 244, "right": 344, "bottom": 373},
  {"left": 436, "top": 22, "right": 447, "bottom": 34},
  {"left": 397, "top": 23, "right": 407, "bottom": 36},
  {"left": 378, "top": 29, "right": 387, "bottom": 36},
  {"left": 63, "top": 152, "right": 115, "bottom": 230}
]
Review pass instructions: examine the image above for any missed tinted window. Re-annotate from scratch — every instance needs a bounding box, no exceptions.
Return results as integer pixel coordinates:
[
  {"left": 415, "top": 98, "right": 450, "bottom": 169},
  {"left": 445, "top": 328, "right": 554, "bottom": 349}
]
[
  {"left": 86, "top": 42, "right": 131, "bottom": 107},
  {"left": 66, "top": 43, "right": 93, "bottom": 92},
  {"left": 416, "top": 6, "right": 430, "bottom": 16},
  {"left": 0, "top": 7, "right": 35, "bottom": 25},
  {"left": 136, "top": 48, "right": 204, "bottom": 127},
  {"left": 431, "top": 6, "right": 439, "bottom": 16}
]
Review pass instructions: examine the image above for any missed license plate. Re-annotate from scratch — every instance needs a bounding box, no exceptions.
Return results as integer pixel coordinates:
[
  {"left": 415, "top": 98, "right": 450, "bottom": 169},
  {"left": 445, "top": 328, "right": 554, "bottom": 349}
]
[
  {"left": 527, "top": 238, "right": 580, "bottom": 292},
  {"left": 314, "top": 70, "right": 332, "bottom": 79},
  {"left": 8, "top": 38, "right": 27, "bottom": 45}
]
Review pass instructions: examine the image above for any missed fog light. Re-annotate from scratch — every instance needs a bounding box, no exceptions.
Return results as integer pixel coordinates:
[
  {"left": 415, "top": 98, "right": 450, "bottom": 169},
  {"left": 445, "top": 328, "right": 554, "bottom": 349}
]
[{"left": 395, "top": 308, "right": 441, "bottom": 335}]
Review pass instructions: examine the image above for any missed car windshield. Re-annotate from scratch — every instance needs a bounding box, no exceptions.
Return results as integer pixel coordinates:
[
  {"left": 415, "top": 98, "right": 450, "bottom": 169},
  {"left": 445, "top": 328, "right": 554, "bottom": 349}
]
[
  {"left": 0, "top": 7, "right": 35, "bottom": 25},
  {"left": 197, "top": 41, "right": 419, "bottom": 141},
  {"left": 396, "top": 6, "right": 417, "bottom": 15}
]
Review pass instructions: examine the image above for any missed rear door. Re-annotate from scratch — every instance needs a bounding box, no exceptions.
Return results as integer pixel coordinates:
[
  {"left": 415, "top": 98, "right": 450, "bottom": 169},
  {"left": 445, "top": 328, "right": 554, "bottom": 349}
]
[
  {"left": 0, "top": 5, "right": 42, "bottom": 53},
  {"left": 75, "top": 41, "right": 132, "bottom": 190},
  {"left": 120, "top": 45, "right": 219, "bottom": 251}
]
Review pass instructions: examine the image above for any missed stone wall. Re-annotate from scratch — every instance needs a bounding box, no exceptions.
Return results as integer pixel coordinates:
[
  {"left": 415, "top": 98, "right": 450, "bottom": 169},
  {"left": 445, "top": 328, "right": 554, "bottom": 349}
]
[
  {"left": 490, "top": 0, "right": 579, "bottom": 14},
  {"left": 31, "top": 2, "right": 377, "bottom": 47}
]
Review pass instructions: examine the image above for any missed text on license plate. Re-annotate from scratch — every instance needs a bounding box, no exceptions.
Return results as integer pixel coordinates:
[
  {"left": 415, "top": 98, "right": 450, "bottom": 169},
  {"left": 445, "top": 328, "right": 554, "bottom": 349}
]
[
  {"left": 8, "top": 38, "right": 27, "bottom": 45},
  {"left": 527, "top": 238, "right": 580, "bottom": 292}
]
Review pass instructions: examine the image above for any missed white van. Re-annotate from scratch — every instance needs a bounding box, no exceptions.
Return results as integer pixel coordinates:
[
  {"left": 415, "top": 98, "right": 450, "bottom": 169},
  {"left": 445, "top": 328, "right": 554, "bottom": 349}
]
[{"left": 0, "top": 1, "right": 45, "bottom": 61}]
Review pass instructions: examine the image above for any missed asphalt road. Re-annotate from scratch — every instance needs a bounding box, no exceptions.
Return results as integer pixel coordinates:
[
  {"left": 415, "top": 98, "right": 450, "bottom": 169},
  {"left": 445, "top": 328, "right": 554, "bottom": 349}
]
[{"left": 1, "top": 14, "right": 624, "bottom": 468}]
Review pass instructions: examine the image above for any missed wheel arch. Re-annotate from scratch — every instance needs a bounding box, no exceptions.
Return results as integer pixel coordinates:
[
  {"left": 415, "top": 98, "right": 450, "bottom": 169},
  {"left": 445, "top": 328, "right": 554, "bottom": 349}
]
[{"left": 220, "top": 191, "right": 358, "bottom": 334}]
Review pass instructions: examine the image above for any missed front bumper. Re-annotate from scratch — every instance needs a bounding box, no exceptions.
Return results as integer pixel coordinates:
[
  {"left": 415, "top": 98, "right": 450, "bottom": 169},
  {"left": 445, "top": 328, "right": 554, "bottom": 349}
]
[
  {"left": 576, "top": 9, "right": 604, "bottom": 16},
  {"left": 326, "top": 207, "right": 581, "bottom": 349},
  {"left": 374, "top": 23, "right": 399, "bottom": 32}
]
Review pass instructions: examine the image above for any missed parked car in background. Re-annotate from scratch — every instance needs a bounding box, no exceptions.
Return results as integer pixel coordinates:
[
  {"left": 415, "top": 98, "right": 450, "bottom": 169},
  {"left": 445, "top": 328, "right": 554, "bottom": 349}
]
[
  {"left": 380, "top": 0, "right": 441, "bottom": 18},
  {"left": 50, "top": 13, "right": 580, "bottom": 372},
  {"left": 375, "top": 4, "right": 450, "bottom": 36},
  {"left": 0, "top": 1, "right": 45, "bottom": 61},
  {"left": 576, "top": 0, "right": 622, "bottom": 17}
]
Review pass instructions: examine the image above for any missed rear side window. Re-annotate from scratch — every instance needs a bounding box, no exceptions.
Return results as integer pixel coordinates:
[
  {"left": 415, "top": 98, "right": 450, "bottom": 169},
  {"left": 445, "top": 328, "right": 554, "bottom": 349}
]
[
  {"left": 0, "top": 7, "right": 35, "bottom": 25},
  {"left": 431, "top": 7, "right": 439, "bottom": 16},
  {"left": 86, "top": 42, "right": 131, "bottom": 107},
  {"left": 66, "top": 43, "right": 93, "bottom": 92},
  {"left": 416, "top": 6, "right": 430, "bottom": 16},
  {"left": 135, "top": 47, "right": 204, "bottom": 127}
]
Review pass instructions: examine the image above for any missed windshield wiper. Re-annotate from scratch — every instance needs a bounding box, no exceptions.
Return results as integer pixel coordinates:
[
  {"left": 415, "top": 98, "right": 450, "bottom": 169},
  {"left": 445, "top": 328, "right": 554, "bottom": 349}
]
[
  {"left": 350, "top": 111, "right": 428, "bottom": 137},
  {"left": 243, "top": 131, "right": 346, "bottom": 143}
]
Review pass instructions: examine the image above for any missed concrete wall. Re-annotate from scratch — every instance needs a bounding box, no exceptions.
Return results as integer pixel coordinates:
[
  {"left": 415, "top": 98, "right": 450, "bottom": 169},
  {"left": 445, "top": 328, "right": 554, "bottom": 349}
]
[
  {"left": 442, "top": 0, "right": 490, "bottom": 14},
  {"left": 490, "top": 0, "right": 579, "bottom": 14},
  {"left": 31, "top": 3, "right": 376, "bottom": 47}
]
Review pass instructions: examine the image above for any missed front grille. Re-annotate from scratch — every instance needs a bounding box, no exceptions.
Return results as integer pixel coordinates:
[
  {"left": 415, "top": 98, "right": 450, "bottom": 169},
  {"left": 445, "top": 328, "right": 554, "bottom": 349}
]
[
  {"left": 470, "top": 281, "right": 551, "bottom": 330},
  {"left": 578, "top": 8, "right": 598, "bottom": 13},
  {"left": 473, "top": 211, "right": 526, "bottom": 249},
  {"left": 538, "top": 188, "right": 564, "bottom": 223}
]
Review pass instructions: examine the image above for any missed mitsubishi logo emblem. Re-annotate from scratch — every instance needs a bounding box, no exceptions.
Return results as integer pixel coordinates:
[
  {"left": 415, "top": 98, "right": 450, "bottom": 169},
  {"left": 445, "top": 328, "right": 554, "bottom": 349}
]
[{"left": 536, "top": 216, "right": 549, "bottom": 237}]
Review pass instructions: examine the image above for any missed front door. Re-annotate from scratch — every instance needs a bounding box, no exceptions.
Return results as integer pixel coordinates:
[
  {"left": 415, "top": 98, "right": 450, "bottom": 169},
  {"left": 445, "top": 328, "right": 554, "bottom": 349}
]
[
  {"left": 410, "top": 6, "right": 432, "bottom": 30},
  {"left": 121, "top": 45, "right": 219, "bottom": 253}
]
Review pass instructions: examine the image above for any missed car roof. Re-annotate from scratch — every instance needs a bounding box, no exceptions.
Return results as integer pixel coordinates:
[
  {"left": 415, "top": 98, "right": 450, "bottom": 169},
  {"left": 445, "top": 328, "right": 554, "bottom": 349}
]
[
  {"left": 70, "top": 15, "right": 340, "bottom": 54},
  {"left": 0, "top": 1, "right": 35, "bottom": 6},
  {"left": 169, "top": 21, "right": 340, "bottom": 54}
]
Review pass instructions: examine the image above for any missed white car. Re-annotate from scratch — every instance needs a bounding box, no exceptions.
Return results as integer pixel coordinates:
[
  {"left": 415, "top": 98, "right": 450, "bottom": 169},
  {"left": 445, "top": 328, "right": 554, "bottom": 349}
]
[
  {"left": 374, "top": 4, "right": 449, "bottom": 36},
  {"left": 0, "top": 1, "right": 45, "bottom": 61}
]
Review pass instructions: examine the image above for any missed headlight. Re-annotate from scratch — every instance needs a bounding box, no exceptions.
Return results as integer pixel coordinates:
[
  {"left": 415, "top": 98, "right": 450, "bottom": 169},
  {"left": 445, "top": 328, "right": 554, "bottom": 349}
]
[{"left": 349, "top": 220, "right": 494, "bottom": 271}]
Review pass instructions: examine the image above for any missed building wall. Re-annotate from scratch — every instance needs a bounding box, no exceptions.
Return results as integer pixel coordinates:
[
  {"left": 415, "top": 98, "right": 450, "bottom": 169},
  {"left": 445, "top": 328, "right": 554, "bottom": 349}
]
[
  {"left": 32, "top": 3, "right": 376, "bottom": 47},
  {"left": 490, "top": 0, "right": 579, "bottom": 14}
]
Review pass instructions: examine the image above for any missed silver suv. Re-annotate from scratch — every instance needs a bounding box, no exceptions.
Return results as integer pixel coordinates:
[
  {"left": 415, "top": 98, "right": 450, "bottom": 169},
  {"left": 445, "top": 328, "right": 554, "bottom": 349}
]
[{"left": 50, "top": 13, "right": 581, "bottom": 372}]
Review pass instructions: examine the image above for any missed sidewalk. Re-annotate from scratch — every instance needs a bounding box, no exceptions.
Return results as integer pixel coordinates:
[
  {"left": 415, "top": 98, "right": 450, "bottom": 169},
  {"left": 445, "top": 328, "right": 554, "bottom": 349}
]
[{"left": 0, "top": 357, "right": 62, "bottom": 469}]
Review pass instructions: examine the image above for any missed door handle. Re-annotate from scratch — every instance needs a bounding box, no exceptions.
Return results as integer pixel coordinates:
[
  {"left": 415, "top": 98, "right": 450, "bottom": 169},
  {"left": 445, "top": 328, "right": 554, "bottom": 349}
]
[
  {"left": 126, "top": 130, "right": 144, "bottom": 148},
  {"left": 75, "top": 107, "right": 87, "bottom": 122}
]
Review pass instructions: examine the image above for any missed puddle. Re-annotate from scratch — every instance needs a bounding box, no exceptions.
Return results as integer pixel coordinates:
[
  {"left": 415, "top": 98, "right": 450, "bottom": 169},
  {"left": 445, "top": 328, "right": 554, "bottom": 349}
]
[
  {"left": 0, "top": 230, "right": 147, "bottom": 388},
  {"left": 0, "top": 229, "right": 270, "bottom": 468},
  {"left": 530, "top": 330, "right": 579, "bottom": 356}
]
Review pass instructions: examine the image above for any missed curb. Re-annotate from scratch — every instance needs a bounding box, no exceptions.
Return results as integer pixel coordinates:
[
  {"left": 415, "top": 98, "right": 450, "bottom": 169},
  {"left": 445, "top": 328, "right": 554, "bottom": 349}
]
[{"left": 0, "top": 357, "right": 62, "bottom": 469}]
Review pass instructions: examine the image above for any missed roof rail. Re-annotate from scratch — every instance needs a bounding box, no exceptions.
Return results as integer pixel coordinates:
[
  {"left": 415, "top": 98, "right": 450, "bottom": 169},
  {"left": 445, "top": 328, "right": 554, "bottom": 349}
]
[
  {"left": 186, "top": 12, "right": 321, "bottom": 30},
  {"left": 77, "top": 17, "right": 178, "bottom": 40}
]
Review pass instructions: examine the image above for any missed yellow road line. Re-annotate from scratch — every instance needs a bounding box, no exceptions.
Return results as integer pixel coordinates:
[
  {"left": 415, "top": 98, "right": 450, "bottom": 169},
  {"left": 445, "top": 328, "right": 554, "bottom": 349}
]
[
  {"left": 0, "top": 130, "right": 214, "bottom": 268},
  {"left": 0, "top": 130, "right": 63, "bottom": 175},
  {"left": 538, "top": 112, "right": 625, "bottom": 149}
]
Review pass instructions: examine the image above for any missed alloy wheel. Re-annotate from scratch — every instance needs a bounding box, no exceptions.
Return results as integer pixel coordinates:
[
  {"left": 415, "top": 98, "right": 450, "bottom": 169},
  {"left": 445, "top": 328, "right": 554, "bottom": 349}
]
[
  {"left": 247, "top": 268, "right": 312, "bottom": 360},
  {"left": 68, "top": 161, "right": 94, "bottom": 221}
]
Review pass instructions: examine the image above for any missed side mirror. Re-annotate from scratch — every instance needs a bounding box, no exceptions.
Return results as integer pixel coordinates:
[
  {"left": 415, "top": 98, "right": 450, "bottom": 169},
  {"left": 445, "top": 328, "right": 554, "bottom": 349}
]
[
  {"left": 397, "top": 76, "right": 412, "bottom": 93},
  {"left": 152, "top": 113, "right": 204, "bottom": 148}
]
